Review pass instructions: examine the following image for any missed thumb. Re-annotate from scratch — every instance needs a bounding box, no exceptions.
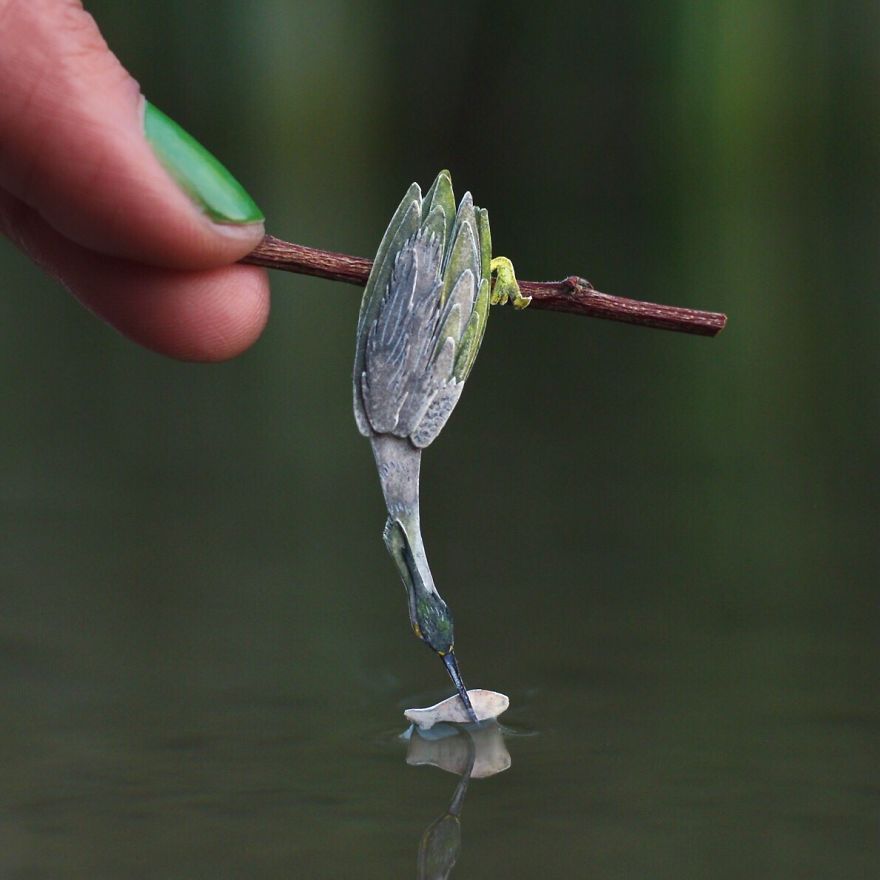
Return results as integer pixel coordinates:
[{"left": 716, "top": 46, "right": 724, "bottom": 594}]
[{"left": 0, "top": 0, "right": 265, "bottom": 270}]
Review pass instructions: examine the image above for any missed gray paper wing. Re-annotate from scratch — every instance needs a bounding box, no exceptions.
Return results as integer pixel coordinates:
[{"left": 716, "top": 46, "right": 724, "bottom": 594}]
[
  {"left": 354, "top": 172, "right": 492, "bottom": 449},
  {"left": 360, "top": 227, "right": 466, "bottom": 446},
  {"left": 353, "top": 183, "right": 422, "bottom": 437}
]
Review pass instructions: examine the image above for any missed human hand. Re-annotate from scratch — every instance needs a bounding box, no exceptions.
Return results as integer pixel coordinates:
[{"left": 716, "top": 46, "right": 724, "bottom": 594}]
[{"left": 0, "top": 0, "right": 269, "bottom": 361}]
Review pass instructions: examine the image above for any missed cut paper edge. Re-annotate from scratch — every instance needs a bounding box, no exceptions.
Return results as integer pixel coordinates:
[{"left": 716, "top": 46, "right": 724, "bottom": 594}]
[{"left": 404, "top": 689, "right": 509, "bottom": 730}]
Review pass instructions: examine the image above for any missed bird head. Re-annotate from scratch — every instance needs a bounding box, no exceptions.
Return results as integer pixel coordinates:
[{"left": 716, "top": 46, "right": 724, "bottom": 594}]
[{"left": 383, "top": 516, "right": 477, "bottom": 722}]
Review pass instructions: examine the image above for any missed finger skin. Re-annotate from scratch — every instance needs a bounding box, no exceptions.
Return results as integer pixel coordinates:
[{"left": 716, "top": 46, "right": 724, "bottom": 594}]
[
  {"left": 1, "top": 189, "right": 270, "bottom": 361},
  {"left": 0, "top": 0, "right": 264, "bottom": 270}
]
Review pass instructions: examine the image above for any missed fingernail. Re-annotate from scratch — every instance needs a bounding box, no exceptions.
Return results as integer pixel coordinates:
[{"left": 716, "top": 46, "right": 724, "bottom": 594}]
[{"left": 143, "top": 100, "right": 264, "bottom": 224}]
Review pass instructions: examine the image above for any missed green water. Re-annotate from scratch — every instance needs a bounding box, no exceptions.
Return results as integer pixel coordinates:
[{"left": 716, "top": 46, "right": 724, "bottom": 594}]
[
  {"left": 0, "top": 333, "right": 875, "bottom": 877},
  {"left": 1, "top": 2, "right": 877, "bottom": 876},
  {"left": 0, "top": 549, "right": 874, "bottom": 878}
]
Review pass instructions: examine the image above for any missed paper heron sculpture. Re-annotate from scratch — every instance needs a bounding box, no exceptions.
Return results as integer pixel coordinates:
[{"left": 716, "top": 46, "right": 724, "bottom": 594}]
[{"left": 353, "top": 171, "right": 528, "bottom": 721}]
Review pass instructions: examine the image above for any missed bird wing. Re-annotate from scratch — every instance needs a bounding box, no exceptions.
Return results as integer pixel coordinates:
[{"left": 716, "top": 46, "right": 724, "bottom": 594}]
[
  {"left": 354, "top": 172, "right": 489, "bottom": 448},
  {"left": 361, "top": 227, "right": 468, "bottom": 445},
  {"left": 353, "top": 183, "right": 422, "bottom": 437}
]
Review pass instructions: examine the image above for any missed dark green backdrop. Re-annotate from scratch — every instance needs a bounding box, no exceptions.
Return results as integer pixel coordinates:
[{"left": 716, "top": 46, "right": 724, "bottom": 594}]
[{"left": 1, "top": 3, "right": 876, "bottom": 877}]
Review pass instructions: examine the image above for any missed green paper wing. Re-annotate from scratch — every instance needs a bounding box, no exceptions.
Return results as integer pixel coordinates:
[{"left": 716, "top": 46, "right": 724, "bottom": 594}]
[{"left": 354, "top": 172, "right": 494, "bottom": 446}]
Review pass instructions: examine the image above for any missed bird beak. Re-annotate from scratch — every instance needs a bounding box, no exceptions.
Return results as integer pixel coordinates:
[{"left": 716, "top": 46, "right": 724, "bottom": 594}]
[{"left": 442, "top": 651, "right": 478, "bottom": 723}]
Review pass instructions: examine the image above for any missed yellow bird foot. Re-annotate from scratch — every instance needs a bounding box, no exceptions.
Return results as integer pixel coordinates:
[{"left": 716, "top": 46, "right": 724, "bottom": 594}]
[{"left": 490, "top": 256, "right": 531, "bottom": 309}]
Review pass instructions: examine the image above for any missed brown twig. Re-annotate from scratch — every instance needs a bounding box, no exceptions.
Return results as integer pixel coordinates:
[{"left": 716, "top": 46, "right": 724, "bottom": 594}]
[{"left": 241, "top": 235, "right": 727, "bottom": 337}]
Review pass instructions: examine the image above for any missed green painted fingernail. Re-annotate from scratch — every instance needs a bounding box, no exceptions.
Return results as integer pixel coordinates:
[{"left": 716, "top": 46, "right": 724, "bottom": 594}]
[{"left": 144, "top": 100, "right": 263, "bottom": 224}]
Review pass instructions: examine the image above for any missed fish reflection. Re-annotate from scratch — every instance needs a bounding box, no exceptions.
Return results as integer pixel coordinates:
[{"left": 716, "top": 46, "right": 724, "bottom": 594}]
[{"left": 402, "top": 722, "right": 510, "bottom": 879}]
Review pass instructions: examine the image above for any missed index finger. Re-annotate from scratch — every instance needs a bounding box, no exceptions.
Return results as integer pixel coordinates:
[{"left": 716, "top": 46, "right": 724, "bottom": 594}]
[{"left": 0, "top": 0, "right": 265, "bottom": 270}]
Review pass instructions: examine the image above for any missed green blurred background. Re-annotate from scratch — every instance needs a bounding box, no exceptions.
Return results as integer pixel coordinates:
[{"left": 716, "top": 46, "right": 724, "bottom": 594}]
[{"left": 1, "top": 2, "right": 877, "bottom": 877}]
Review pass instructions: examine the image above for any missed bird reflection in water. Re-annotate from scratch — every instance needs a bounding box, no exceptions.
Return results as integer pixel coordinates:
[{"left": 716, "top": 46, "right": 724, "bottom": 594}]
[{"left": 402, "top": 722, "right": 510, "bottom": 879}]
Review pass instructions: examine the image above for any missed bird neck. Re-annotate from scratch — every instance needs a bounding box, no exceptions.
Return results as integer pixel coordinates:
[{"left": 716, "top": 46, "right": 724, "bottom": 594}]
[
  {"left": 370, "top": 433, "right": 422, "bottom": 517},
  {"left": 371, "top": 433, "right": 454, "bottom": 652},
  {"left": 383, "top": 513, "right": 437, "bottom": 599}
]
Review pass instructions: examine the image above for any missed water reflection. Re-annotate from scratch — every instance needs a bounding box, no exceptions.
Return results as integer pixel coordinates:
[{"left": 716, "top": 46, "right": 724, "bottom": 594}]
[{"left": 402, "top": 723, "right": 510, "bottom": 879}]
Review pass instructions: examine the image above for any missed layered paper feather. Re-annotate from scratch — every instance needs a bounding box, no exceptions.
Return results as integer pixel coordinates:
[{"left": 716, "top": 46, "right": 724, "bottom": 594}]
[{"left": 353, "top": 171, "right": 491, "bottom": 448}]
